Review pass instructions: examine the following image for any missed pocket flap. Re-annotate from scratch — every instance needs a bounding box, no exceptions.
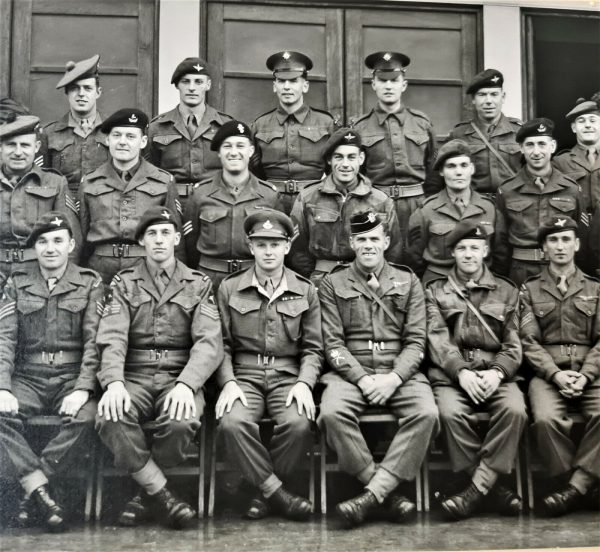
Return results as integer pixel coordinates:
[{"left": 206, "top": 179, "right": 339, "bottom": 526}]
[
  {"left": 405, "top": 132, "right": 429, "bottom": 146},
  {"left": 533, "top": 300, "right": 556, "bottom": 318},
  {"left": 505, "top": 199, "right": 533, "bottom": 213},
  {"left": 17, "top": 299, "right": 45, "bottom": 314},
  {"left": 137, "top": 182, "right": 167, "bottom": 196},
  {"left": 479, "top": 302, "right": 506, "bottom": 321},
  {"left": 85, "top": 183, "right": 115, "bottom": 196},
  {"left": 255, "top": 130, "right": 284, "bottom": 144},
  {"left": 199, "top": 207, "right": 228, "bottom": 223},
  {"left": 128, "top": 293, "right": 152, "bottom": 308},
  {"left": 171, "top": 293, "right": 200, "bottom": 310},
  {"left": 25, "top": 186, "right": 59, "bottom": 199},
  {"left": 574, "top": 298, "right": 595, "bottom": 317},
  {"left": 229, "top": 296, "right": 262, "bottom": 315},
  {"left": 308, "top": 206, "right": 340, "bottom": 223},
  {"left": 297, "top": 127, "right": 329, "bottom": 143},
  {"left": 497, "top": 144, "right": 521, "bottom": 154},
  {"left": 58, "top": 297, "right": 87, "bottom": 313},
  {"left": 361, "top": 134, "right": 386, "bottom": 147},
  {"left": 549, "top": 197, "right": 576, "bottom": 213},
  {"left": 152, "top": 134, "right": 182, "bottom": 146},
  {"left": 275, "top": 298, "right": 309, "bottom": 318},
  {"left": 430, "top": 222, "right": 455, "bottom": 236}
]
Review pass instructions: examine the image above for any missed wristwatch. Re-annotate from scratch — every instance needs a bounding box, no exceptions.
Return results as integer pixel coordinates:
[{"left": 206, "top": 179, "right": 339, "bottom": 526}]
[{"left": 494, "top": 368, "right": 505, "bottom": 381}]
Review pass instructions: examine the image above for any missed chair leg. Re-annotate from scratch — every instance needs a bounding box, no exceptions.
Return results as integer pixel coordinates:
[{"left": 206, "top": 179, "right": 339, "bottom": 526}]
[
  {"left": 525, "top": 429, "right": 535, "bottom": 512},
  {"left": 308, "top": 444, "right": 315, "bottom": 513},
  {"left": 422, "top": 457, "right": 430, "bottom": 512},
  {"left": 514, "top": 443, "right": 523, "bottom": 505},
  {"left": 320, "top": 436, "right": 327, "bottom": 514},
  {"left": 198, "top": 421, "right": 206, "bottom": 518},
  {"left": 84, "top": 439, "right": 97, "bottom": 522},
  {"left": 208, "top": 421, "right": 217, "bottom": 517},
  {"left": 415, "top": 467, "right": 422, "bottom": 513},
  {"left": 94, "top": 448, "right": 105, "bottom": 521}
]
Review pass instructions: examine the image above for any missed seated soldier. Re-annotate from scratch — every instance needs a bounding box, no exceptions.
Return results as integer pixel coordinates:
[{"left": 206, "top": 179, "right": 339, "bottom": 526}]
[
  {"left": 95, "top": 207, "right": 223, "bottom": 529},
  {"left": 520, "top": 216, "right": 600, "bottom": 515},
  {"left": 216, "top": 210, "right": 322, "bottom": 521},
  {"left": 426, "top": 220, "right": 527, "bottom": 520},
  {"left": 317, "top": 212, "right": 439, "bottom": 528},
  {"left": 0, "top": 212, "right": 103, "bottom": 531}
]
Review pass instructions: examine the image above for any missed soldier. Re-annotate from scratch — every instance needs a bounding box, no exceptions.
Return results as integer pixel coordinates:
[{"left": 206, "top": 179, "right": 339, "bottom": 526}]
[
  {"left": 289, "top": 128, "right": 401, "bottom": 284},
  {"left": 447, "top": 69, "right": 522, "bottom": 196},
  {"left": 494, "top": 118, "right": 582, "bottom": 287},
  {"left": 147, "top": 57, "right": 233, "bottom": 204},
  {"left": 0, "top": 115, "right": 81, "bottom": 279},
  {"left": 553, "top": 96, "right": 600, "bottom": 276},
  {"left": 42, "top": 55, "right": 108, "bottom": 194},
  {"left": 317, "top": 212, "right": 439, "bottom": 527},
  {"left": 79, "top": 108, "right": 181, "bottom": 284},
  {"left": 0, "top": 212, "right": 103, "bottom": 532},
  {"left": 408, "top": 140, "right": 495, "bottom": 283},
  {"left": 520, "top": 216, "right": 600, "bottom": 516},
  {"left": 95, "top": 207, "right": 223, "bottom": 528},
  {"left": 251, "top": 51, "right": 337, "bottom": 214},
  {"left": 351, "top": 51, "right": 436, "bottom": 256},
  {"left": 425, "top": 220, "right": 526, "bottom": 520},
  {"left": 183, "top": 120, "right": 283, "bottom": 289},
  {"left": 216, "top": 210, "right": 322, "bottom": 521}
]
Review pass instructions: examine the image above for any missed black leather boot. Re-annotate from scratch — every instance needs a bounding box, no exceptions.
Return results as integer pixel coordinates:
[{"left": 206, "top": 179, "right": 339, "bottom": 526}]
[
  {"left": 335, "top": 489, "right": 379, "bottom": 527},
  {"left": 30, "top": 484, "right": 66, "bottom": 532}
]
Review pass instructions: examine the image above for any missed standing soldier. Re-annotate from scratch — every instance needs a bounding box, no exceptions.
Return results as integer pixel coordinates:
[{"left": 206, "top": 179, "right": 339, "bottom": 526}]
[
  {"left": 0, "top": 115, "right": 81, "bottom": 279},
  {"left": 183, "top": 120, "right": 283, "bottom": 289},
  {"left": 447, "top": 69, "right": 522, "bottom": 196},
  {"left": 553, "top": 96, "right": 600, "bottom": 276},
  {"left": 426, "top": 221, "right": 526, "bottom": 520},
  {"left": 42, "top": 55, "right": 109, "bottom": 194},
  {"left": 251, "top": 51, "right": 337, "bottom": 214},
  {"left": 521, "top": 216, "right": 600, "bottom": 516},
  {"left": 95, "top": 207, "right": 223, "bottom": 528},
  {"left": 494, "top": 118, "right": 582, "bottom": 287},
  {"left": 0, "top": 212, "right": 103, "bottom": 532},
  {"left": 408, "top": 140, "right": 495, "bottom": 283},
  {"left": 351, "top": 51, "right": 436, "bottom": 256},
  {"left": 318, "top": 212, "right": 439, "bottom": 528},
  {"left": 216, "top": 211, "right": 322, "bottom": 520},
  {"left": 290, "top": 128, "right": 401, "bottom": 284},
  {"left": 79, "top": 108, "right": 181, "bottom": 284},
  {"left": 147, "top": 57, "right": 233, "bottom": 205}
]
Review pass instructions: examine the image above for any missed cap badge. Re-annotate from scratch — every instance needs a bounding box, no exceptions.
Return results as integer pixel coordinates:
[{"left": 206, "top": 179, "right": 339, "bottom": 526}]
[
  {"left": 263, "top": 220, "right": 273, "bottom": 230},
  {"left": 344, "top": 132, "right": 355, "bottom": 142},
  {"left": 383, "top": 53, "right": 392, "bottom": 61},
  {"left": 367, "top": 212, "right": 376, "bottom": 223},
  {"left": 555, "top": 218, "right": 566, "bottom": 227},
  {"left": 475, "top": 227, "right": 482, "bottom": 236},
  {"left": 282, "top": 51, "right": 291, "bottom": 60},
  {"left": 50, "top": 217, "right": 63, "bottom": 227},
  {"left": 491, "top": 75, "right": 500, "bottom": 83},
  {"left": 237, "top": 123, "right": 245, "bottom": 134},
  {"left": 161, "top": 210, "right": 171, "bottom": 220},
  {"left": 537, "top": 123, "right": 547, "bottom": 132},
  {"left": 129, "top": 114, "right": 138, "bottom": 124},
  {"left": 193, "top": 64, "right": 202, "bottom": 72}
]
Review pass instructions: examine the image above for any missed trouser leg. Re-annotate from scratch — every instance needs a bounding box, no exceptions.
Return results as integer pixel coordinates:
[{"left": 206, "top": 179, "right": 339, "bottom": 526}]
[{"left": 573, "top": 379, "right": 600, "bottom": 481}]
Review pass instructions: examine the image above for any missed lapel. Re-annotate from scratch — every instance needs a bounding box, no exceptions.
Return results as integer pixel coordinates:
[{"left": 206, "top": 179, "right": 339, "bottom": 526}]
[
  {"left": 434, "top": 190, "right": 461, "bottom": 220},
  {"left": 167, "top": 107, "right": 190, "bottom": 141},
  {"left": 22, "top": 266, "right": 50, "bottom": 299},
  {"left": 539, "top": 268, "right": 567, "bottom": 301},
  {"left": 207, "top": 174, "right": 238, "bottom": 205},
  {"left": 233, "top": 175, "right": 264, "bottom": 204},
  {"left": 101, "top": 163, "right": 127, "bottom": 192},
  {"left": 157, "top": 261, "right": 188, "bottom": 308},
  {"left": 135, "top": 262, "right": 162, "bottom": 303},
  {"left": 196, "top": 105, "right": 219, "bottom": 140},
  {"left": 347, "top": 263, "right": 370, "bottom": 298},
  {"left": 123, "top": 158, "right": 154, "bottom": 194},
  {"left": 50, "top": 262, "right": 80, "bottom": 297},
  {"left": 377, "top": 263, "right": 397, "bottom": 297},
  {"left": 489, "top": 114, "right": 514, "bottom": 138}
]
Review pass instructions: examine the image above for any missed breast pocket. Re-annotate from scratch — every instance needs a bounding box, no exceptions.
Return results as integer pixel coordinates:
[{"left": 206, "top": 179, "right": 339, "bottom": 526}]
[
  {"left": 335, "top": 288, "right": 370, "bottom": 329},
  {"left": 361, "top": 134, "right": 387, "bottom": 169},
  {"left": 307, "top": 205, "right": 340, "bottom": 253},
  {"left": 573, "top": 298, "right": 596, "bottom": 338},
  {"left": 24, "top": 186, "right": 60, "bottom": 221},
  {"left": 228, "top": 296, "right": 262, "bottom": 339},
  {"left": 548, "top": 197, "right": 576, "bottom": 215},
  {"left": 276, "top": 299, "right": 309, "bottom": 342},
  {"left": 532, "top": 300, "right": 556, "bottom": 325},
  {"left": 198, "top": 206, "right": 229, "bottom": 248},
  {"left": 405, "top": 132, "right": 429, "bottom": 168},
  {"left": 84, "top": 184, "right": 115, "bottom": 220},
  {"left": 17, "top": 299, "right": 46, "bottom": 337},
  {"left": 505, "top": 198, "right": 535, "bottom": 237},
  {"left": 58, "top": 296, "right": 88, "bottom": 338},
  {"left": 48, "top": 134, "right": 75, "bottom": 169},
  {"left": 387, "top": 285, "right": 410, "bottom": 327},
  {"left": 428, "top": 222, "right": 455, "bottom": 261},
  {"left": 479, "top": 302, "right": 506, "bottom": 339},
  {"left": 152, "top": 134, "right": 185, "bottom": 171},
  {"left": 255, "top": 129, "right": 285, "bottom": 166},
  {"left": 170, "top": 293, "right": 201, "bottom": 335}
]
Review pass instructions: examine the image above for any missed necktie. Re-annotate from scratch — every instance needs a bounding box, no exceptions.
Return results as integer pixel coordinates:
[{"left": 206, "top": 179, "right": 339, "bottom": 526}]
[
  {"left": 367, "top": 272, "right": 380, "bottom": 292},
  {"left": 121, "top": 170, "right": 131, "bottom": 183},
  {"left": 534, "top": 177, "right": 544, "bottom": 191},
  {"left": 154, "top": 269, "right": 169, "bottom": 296},
  {"left": 265, "top": 278, "right": 275, "bottom": 298},
  {"left": 187, "top": 114, "right": 198, "bottom": 138},
  {"left": 455, "top": 198, "right": 466, "bottom": 214},
  {"left": 588, "top": 148, "right": 597, "bottom": 166},
  {"left": 47, "top": 277, "right": 58, "bottom": 292},
  {"left": 557, "top": 275, "right": 568, "bottom": 295},
  {"left": 80, "top": 118, "right": 92, "bottom": 135}
]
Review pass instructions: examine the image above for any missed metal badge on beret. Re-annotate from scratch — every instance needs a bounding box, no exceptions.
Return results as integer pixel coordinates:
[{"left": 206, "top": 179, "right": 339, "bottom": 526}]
[
  {"left": 465, "top": 68, "right": 504, "bottom": 95},
  {"left": 134, "top": 206, "right": 179, "bottom": 240},
  {"left": 537, "top": 216, "right": 578, "bottom": 244},
  {"left": 25, "top": 211, "right": 73, "bottom": 247},
  {"left": 515, "top": 117, "right": 555, "bottom": 143},
  {"left": 56, "top": 54, "right": 100, "bottom": 89},
  {"left": 350, "top": 211, "right": 383, "bottom": 235},
  {"left": 210, "top": 120, "right": 253, "bottom": 151},
  {"left": 100, "top": 108, "right": 149, "bottom": 134},
  {"left": 447, "top": 220, "right": 488, "bottom": 250}
]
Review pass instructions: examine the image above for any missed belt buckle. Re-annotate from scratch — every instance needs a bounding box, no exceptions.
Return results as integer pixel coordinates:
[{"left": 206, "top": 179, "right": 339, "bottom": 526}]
[
  {"left": 151, "top": 349, "right": 164, "bottom": 361},
  {"left": 228, "top": 260, "right": 240, "bottom": 273},
  {"left": 257, "top": 354, "right": 273, "bottom": 366},
  {"left": 11, "top": 249, "right": 23, "bottom": 263},
  {"left": 538, "top": 250, "right": 545, "bottom": 261},
  {"left": 43, "top": 352, "right": 56, "bottom": 365},
  {"left": 286, "top": 180, "right": 298, "bottom": 194},
  {"left": 561, "top": 344, "right": 575, "bottom": 357},
  {"left": 113, "top": 244, "right": 124, "bottom": 258},
  {"left": 390, "top": 185, "right": 400, "bottom": 199},
  {"left": 465, "top": 349, "right": 475, "bottom": 361},
  {"left": 368, "top": 340, "right": 383, "bottom": 351}
]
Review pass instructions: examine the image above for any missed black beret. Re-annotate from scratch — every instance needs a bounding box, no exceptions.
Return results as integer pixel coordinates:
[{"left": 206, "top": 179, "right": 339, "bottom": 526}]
[
  {"left": 565, "top": 97, "right": 600, "bottom": 122},
  {"left": 447, "top": 220, "right": 488, "bottom": 250},
  {"left": 244, "top": 210, "right": 294, "bottom": 240},
  {"left": 210, "top": 120, "right": 253, "bottom": 151},
  {"left": 323, "top": 128, "right": 362, "bottom": 161},
  {"left": 350, "top": 211, "right": 383, "bottom": 236},
  {"left": 434, "top": 139, "right": 472, "bottom": 171},
  {"left": 466, "top": 68, "right": 503, "bottom": 95},
  {"left": 25, "top": 211, "right": 73, "bottom": 248},
  {"left": 515, "top": 117, "right": 555, "bottom": 143},
  {"left": 537, "top": 216, "right": 578, "bottom": 245},
  {"left": 100, "top": 108, "right": 149, "bottom": 134},
  {"left": 0, "top": 115, "right": 40, "bottom": 141},
  {"left": 266, "top": 51, "right": 313, "bottom": 79},
  {"left": 171, "top": 57, "right": 210, "bottom": 85},
  {"left": 135, "top": 206, "right": 179, "bottom": 241},
  {"left": 0, "top": 98, "right": 30, "bottom": 124},
  {"left": 365, "top": 51, "right": 410, "bottom": 77},
  {"left": 56, "top": 54, "right": 100, "bottom": 89}
]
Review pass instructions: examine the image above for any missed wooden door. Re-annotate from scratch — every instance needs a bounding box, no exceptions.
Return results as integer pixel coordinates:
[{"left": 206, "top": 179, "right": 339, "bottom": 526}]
[
  {"left": 10, "top": 0, "right": 157, "bottom": 124},
  {"left": 205, "top": 2, "right": 344, "bottom": 124},
  {"left": 344, "top": 7, "right": 480, "bottom": 137}
]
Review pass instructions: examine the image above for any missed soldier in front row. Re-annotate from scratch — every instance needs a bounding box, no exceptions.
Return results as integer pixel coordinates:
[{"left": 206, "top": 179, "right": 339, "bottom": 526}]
[
  {"left": 95, "top": 207, "right": 223, "bottom": 528},
  {"left": 183, "top": 120, "right": 283, "bottom": 289},
  {"left": 318, "top": 212, "right": 439, "bottom": 527},
  {"left": 79, "top": 108, "right": 182, "bottom": 285},
  {"left": 520, "top": 216, "right": 600, "bottom": 516},
  {"left": 426, "top": 221, "right": 526, "bottom": 520},
  {"left": 290, "top": 128, "right": 402, "bottom": 285},
  {"left": 0, "top": 213, "right": 103, "bottom": 532},
  {"left": 216, "top": 211, "right": 322, "bottom": 521}
]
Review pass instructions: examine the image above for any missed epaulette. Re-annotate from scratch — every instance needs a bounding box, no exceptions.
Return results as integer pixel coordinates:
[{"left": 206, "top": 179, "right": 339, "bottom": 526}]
[
  {"left": 222, "top": 266, "right": 253, "bottom": 283},
  {"left": 477, "top": 193, "right": 495, "bottom": 206},
  {"left": 78, "top": 267, "right": 103, "bottom": 283},
  {"left": 421, "top": 194, "right": 439, "bottom": 206},
  {"left": 40, "top": 167, "right": 63, "bottom": 177},
  {"left": 299, "top": 179, "right": 324, "bottom": 197},
  {"left": 492, "top": 273, "right": 519, "bottom": 289},
  {"left": 216, "top": 110, "right": 234, "bottom": 121},
  {"left": 508, "top": 117, "right": 523, "bottom": 126},
  {"left": 424, "top": 275, "right": 447, "bottom": 288},
  {"left": 290, "top": 271, "right": 313, "bottom": 285},
  {"left": 349, "top": 111, "right": 372, "bottom": 127},
  {"left": 150, "top": 112, "right": 165, "bottom": 123},
  {"left": 252, "top": 108, "right": 277, "bottom": 122},
  {"left": 453, "top": 120, "right": 470, "bottom": 128},
  {"left": 406, "top": 107, "right": 432, "bottom": 122},
  {"left": 582, "top": 272, "right": 600, "bottom": 284},
  {"left": 257, "top": 178, "right": 278, "bottom": 192},
  {"left": 109, "top": 269, "right": 133, "bottom": 287},
  {"left": 189, "top": 269, "right": 210, "bottom": 282},
  {"left": 193, "top": 177, "right": 213, "bottom": 190},
  {"left": 522, "top": 273, "right": 542, "bottom": 286},
  {"left": 149, "top": 166, "right": 173, "bottom": 183},
  {"left": 554, "top": 148, "right": 571, "bottom": 158},
  {"left": 330, "top": 263, "right": 350, "bottom": 275},
  {"left": 82, "top": 166, "right": 104, "bottom": 181},
  {"left": 310, "top": 106, "right": 335, "bottom": 120},
  {"left": 388, "top": 262, "right": 415, "bottom": 275}
]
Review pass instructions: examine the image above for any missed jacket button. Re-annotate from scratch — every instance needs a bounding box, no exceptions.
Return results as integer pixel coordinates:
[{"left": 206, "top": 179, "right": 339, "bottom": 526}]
[{"left": 241, "top": 307, "right": 246, "bottom": 312}]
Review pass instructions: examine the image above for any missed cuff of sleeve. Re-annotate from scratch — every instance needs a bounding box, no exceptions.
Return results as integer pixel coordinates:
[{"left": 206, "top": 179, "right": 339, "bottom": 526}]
[
  {"left": 580, "top": 364, "right": 598, "bottom": 384},
  {"left": 392, "top": 364, "right": 415, "bottom": 383},
  {"left": 297, "top": 373, "right": 316, "bottom": 390},
  {"left": 545, "top": 367, "right": 561, "bottom": 383},
  {"left": 446, "top": 356, "right": 469, "bottom": 382},
  {"left": 216, "top": 361, "right": 236, "bottom": 389},
  {"left": 176, "top": 374, "right": 199, "bottom": 394},
  {"left": 98, "top": 375, "right": 125, "bottom": 391},
  {"left": 347, "top": 366, "right": 369, "bottom": 385},
  {"left": 74, "top": 380, "right": 96, "bottom": 393}
]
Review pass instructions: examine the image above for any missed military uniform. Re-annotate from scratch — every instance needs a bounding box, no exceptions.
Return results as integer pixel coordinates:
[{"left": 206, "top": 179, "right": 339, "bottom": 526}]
[
  {"left": 426, "top": 266, "right": 526, "bottom": 483},
  {"left": 41, "top": 113, "right": 108, "bottom": 194},
  {"left": 448, "top": 114, "right": 522, "bottom": 195},
  {"left": 493, "top": 168, "right": 581, "bottom": 286},
  {"left": 289, "top": 173, "right": 402, "bottom": 283},
  {"left": 408, "top": 189, "right": 495, "bottom": 282},
  {"left": 317, "top": 261, "right": 438, "bottom": 499},
  {"left": 79, "top": 158, "right": 181, "bottom": 284},
  {"left": 95, "top": 259, "right": 223, "bottom": 475},
  {"left": 183, "top": 173, "right": 283, "bottom": 288},
  {"left": 520, "top": 266, "right": 600, "bottom": 481},
  {"left": 216, "top": 265, "right": 322, "bottom": 494},
  {"left": 0, "top": 261, "right": 103, "bottom": 489}
]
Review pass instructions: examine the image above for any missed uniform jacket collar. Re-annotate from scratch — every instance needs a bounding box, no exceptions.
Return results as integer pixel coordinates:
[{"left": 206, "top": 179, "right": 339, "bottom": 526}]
[
  {"left": 237, "top": 266, "right": 304, "bottom": 297},
  {"left": 320, "top": 173, "right": 372, "bottom": 197},
  {"left": 373, "top": 104, "right": 406, "bottom": 126},
  {"left": 347, "top": 261, "right": 410, "bottom": 298},
  {"left": 538, "top": 265, "right": 585, "bottom": 301},
  {"left": 430, "top": 188, "right": 487, "bottom": 220},
  {"left": 95, "top": 158, "right": 162, "bottom": 193},
  {"left": 467, "top": 113, "right": 513, "bottom": 138},
  {"left": 162, "top": 104, "right": 224, "bottom": 141},
  {"left": 569, "top": 144, "right": 600, "bottom": 170},
  {"left": 52, "top": 111, "right": 103, "bottom": 133},
  {"left": 276, "top": 102, "right": 309, "bottom": 125},
  {"left": 130, "top": 259, "right": 198, "bottom": 306},
  {"left": 206, "top": 172, "right": 267, "bottom": 205},
  {"left": 442, "top": 265, "right": 497, "bottom": 295},
  {"left": 513, "top": 167, "right": 569, "bottom": 195},
  {"left": 18, "top": 261, "right": 83, "bottom": 299},
  {"left": 1, "top": 164, "right": 45, "bottom": 189}
]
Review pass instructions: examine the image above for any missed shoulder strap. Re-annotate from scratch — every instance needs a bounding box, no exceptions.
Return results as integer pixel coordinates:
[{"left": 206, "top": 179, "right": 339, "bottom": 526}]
[
  {"left": 447, "top": 276, "right": 501, "bottom": 345},
  {"left": 354, "top": 277, "right": 402, "bottom": 331},
  {"left": 470, "top": 122, "right": 516, "bottom": 178}
]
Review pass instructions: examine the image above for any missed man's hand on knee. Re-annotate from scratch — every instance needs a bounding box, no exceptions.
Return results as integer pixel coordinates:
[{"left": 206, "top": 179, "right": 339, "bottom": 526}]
[
  {"left": 552, "top": 370, "right": 582, "bottom": 398},
  {"left": 364, "top": 373, "right": 401, "bottom": 405},
  {"left": 163, "top": 383, "right": 196, "bottom": 421},
  {"left": 98, "top": 381, "right": 131, "bottom": 422},
  {"left": 285, "top": 382, "right": 315, "bottom": 421},
  {"left": 215, "top": 381, "right": 247, "bottom": 419},
  {"left": 59, "top": 390, "right": 90, "bottom": 417},
  {"left": 0, "top": 390, "right": 18, "bottom": 414},
  {"left": 458, "top": 369, "right": 487, "bottom": 405}
]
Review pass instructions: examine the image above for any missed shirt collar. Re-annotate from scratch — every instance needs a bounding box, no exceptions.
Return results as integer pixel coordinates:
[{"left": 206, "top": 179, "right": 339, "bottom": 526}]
[
  {"left": 374, "top": 104, "right": 405, "bottom": 125},
  {"left": 251, "top": 269, "right": 288, "bottom": 303},
  {"left": 276, "top": 102, "right": 309, "bottom": 125}
]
